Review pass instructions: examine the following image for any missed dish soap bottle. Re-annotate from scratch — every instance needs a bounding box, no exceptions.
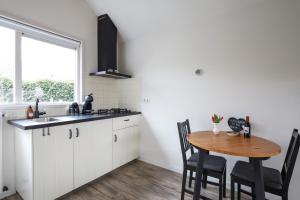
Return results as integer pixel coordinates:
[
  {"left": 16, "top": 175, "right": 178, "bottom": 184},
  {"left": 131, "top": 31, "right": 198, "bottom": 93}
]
[{"left": 27, "top": 105, "right": 34, "bottom": 119}]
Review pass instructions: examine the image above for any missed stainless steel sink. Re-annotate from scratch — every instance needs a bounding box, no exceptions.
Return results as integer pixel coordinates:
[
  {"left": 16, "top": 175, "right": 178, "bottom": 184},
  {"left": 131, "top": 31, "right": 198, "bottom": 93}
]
[{"left": 31, "top": 117, "right": 60, "bottom": 123}]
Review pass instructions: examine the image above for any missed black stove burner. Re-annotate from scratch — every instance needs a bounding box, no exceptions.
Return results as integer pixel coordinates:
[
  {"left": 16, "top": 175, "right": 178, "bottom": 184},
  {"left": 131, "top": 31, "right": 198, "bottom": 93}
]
[
  {"left": 96, "top": 108, "right": 131, "bottom": 115},
  {"left": 81, "top": 108, "right": 132, "bottom": 115},
  {"left": 98, "top": 109, "right": 109, "bottom": 114}
]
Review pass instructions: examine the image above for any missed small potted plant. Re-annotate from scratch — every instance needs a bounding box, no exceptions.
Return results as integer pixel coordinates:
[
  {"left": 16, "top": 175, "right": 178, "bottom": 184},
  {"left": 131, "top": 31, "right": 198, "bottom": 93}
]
[{"left": 211, "top": 114, "right": 223, "bottom": 134}]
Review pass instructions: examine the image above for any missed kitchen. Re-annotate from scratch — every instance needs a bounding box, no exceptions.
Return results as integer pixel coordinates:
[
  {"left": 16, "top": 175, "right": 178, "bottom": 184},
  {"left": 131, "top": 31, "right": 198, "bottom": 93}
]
[{"left": 0, "top": 0, "right": 300, "bottom": 200}]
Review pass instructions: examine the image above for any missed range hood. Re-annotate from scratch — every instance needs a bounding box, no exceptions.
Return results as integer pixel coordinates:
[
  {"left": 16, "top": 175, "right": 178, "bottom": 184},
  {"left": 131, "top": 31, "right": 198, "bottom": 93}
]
[{"left": 90, "top": 14, "right": 131, "bottom": 79}]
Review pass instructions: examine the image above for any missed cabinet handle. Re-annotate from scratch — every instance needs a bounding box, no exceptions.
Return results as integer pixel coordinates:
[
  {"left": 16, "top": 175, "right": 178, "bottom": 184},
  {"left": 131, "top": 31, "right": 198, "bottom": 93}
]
[
  {"left": 76, "top": 128, "right": 79, "bottom": 137},
  {"left": 114, "top": 134, "right": 117, "bottom": 142},
  {"left": 69, "top": 129, "right": 72, "bottom": 139},
  {"left": 124, "top": 119, "right": 130, "bottom": 122},
  {"left": 42, "top": 128, "right": 46, "bottom": 136},
  {"left": 47, "top": 127, "right": 50, "bottom": 136}
]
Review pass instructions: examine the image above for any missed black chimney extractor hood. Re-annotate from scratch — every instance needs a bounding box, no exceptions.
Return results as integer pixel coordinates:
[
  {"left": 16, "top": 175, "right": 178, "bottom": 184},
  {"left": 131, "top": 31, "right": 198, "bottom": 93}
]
[{"left": 90, "top": 14, "right": 131, "bottom": 79}]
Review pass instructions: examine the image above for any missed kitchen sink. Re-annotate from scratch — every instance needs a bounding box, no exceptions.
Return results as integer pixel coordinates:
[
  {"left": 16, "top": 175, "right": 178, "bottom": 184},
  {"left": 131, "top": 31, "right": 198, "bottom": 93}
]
[{"left": 31, "top": 117, "right": 60, "bottom": 123}]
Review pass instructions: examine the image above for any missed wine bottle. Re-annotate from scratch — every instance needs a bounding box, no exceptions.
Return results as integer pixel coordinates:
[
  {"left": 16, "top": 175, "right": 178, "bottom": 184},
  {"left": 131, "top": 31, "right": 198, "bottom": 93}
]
[{"left": 244, "top": 116, "right": 251, "bottom": 138}]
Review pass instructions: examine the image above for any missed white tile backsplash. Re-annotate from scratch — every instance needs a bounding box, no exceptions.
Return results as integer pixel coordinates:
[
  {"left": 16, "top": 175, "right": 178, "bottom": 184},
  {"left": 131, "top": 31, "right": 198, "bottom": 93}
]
[
  {"left": 117, "top": 78, "right": 141, "bottom": 111},
  {"left": 84, "top": 77, "right": 119, "bottom": 109}
]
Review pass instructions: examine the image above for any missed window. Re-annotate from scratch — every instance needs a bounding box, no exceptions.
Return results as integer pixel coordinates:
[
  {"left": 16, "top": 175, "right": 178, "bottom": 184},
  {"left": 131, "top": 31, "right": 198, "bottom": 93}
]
[
  {"left": 22, "top": 37, "right": 77, "bottom": 102},
  {"left": 0, "top": 16, "right": 81, "bottom": 105},
  {"left": 0, "top": 26, "right": 15, "bottom": 103}
]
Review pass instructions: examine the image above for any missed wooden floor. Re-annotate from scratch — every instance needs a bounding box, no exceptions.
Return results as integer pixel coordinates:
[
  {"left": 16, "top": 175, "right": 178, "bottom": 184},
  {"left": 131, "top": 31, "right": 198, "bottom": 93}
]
[{"left": 4, "top": 160, "right": 250, "bottom": 200}]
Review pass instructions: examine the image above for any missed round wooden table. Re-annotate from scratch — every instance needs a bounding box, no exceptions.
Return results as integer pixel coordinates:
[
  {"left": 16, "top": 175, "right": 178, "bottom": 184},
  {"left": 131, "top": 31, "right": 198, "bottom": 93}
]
[{"left": 187, "top": 131, "right": 281, "bottom": 200}]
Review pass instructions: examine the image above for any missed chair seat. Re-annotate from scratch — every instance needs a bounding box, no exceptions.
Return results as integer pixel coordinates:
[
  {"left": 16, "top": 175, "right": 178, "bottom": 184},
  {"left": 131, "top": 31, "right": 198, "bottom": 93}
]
[
  {"left": 187, "top": 153, "right": 226, "bottom": 173},
  {"left": 231, "top": 161, "right": 283, "bottom": 192}
]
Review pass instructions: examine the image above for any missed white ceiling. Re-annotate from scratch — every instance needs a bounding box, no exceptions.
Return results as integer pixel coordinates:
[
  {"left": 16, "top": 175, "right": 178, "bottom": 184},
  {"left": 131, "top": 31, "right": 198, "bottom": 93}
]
[{"left": 86, "top": 0, "right": 263, "bottom": 42}]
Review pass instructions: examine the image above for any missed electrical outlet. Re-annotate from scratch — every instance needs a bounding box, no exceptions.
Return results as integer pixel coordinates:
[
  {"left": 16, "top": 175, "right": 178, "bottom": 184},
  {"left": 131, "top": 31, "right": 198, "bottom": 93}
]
[{"left": 143, "top": 98, "right": 150, "bottom": 103}]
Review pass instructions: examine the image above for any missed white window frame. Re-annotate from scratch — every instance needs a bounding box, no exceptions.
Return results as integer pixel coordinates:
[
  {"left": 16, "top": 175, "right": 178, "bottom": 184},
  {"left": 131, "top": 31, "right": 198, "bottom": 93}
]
[{"left": 0, "top": 15, "right": 83, "bottom": 107}]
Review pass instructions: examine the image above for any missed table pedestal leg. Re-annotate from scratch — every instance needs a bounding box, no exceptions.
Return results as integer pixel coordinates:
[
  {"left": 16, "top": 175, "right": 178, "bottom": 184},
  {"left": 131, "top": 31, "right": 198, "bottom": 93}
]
[
  {"left": 193, "top": 148, "right": 208, "bottom": 200},
  {"left": 253, "top": 159, "right": 265, "bottom": 200}
]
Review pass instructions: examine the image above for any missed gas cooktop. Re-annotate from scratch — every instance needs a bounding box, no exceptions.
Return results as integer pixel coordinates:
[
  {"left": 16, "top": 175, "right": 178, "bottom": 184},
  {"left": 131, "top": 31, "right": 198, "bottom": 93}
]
[{"left": 84, "top": 108, "right": 133, "bottom": 115}]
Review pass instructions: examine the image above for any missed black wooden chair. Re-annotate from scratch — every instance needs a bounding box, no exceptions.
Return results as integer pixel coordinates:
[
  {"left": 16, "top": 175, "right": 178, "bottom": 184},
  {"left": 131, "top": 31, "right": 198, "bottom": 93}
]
[
  {"left": 177, "top": 119, "right": 227, "bottom": 200},
  {"left": 230, "top": 129, "right": 300, "bottom": 200}
]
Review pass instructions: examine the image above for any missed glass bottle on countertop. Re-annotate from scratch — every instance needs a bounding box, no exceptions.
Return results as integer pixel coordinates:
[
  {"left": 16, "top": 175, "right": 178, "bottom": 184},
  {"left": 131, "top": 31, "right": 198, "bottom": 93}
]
[
  {"left": 27, "top": 105, "right": 34, "bottom": 119},
  {"left": 244, "top": 116, "right": 251, "bottom": 138}
]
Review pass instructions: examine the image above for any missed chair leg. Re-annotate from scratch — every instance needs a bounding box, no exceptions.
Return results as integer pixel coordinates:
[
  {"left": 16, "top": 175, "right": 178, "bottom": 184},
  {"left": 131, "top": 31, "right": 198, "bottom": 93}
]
[
  {"left": 231, "top": 176, "right": 235, "bottom": 200},
  {"left": 223, "top": 168, "right": 227, "bottom": 197},
  {"left": 219, "top": 176, "right": 223, "bottom": 200},
  {"left": 181, "top": 168, "right": 187, "bottom": 200},
  {"left": 188, "top": 170, "right": 193, "bottom": 188},
  {"left": 202, "top": 171, "right": 207, "bottom": 189},
  {"left": 251, "top": 186, "right": 255, "bottom": 200},
  {"left": 237, "top": 183, "right": 241, "bottom": 200},
  {"left": 282, "top": 194, "right": 288, "bottom": 200}
]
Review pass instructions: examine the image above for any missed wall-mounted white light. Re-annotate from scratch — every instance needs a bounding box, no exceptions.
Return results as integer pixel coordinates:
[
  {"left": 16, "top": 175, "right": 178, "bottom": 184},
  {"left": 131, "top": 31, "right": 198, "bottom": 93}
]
[{"left": 195, "top": 69, "right": 203, "bottom": 76}]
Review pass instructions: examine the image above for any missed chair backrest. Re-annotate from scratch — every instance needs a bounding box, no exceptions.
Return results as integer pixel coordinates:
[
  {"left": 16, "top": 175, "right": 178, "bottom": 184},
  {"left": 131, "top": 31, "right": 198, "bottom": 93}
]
[
  {"left": 177, "top": 119, "right": 194, "bottom": 166},
  {"left": 281, "top": 129, "right": 300, "bottom": 193}
]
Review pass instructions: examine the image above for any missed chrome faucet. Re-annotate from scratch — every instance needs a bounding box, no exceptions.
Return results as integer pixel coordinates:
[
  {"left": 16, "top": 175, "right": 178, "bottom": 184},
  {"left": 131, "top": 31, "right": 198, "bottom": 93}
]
[{"left": 34, "top": 98, "right": 46, "bottom": 118}]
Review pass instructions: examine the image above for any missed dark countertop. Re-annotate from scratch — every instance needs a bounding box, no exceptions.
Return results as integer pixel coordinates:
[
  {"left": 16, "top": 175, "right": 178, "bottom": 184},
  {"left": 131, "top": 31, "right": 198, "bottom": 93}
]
[{"left": 8, "top": 112, "right": 142, "bottom": 130}]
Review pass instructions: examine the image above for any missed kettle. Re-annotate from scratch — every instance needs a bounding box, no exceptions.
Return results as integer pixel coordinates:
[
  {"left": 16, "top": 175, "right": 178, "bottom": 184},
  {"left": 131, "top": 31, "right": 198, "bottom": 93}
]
[
  {"left": 69, "top": 102, "right": 80, "bottom": 114},
  {"left": 82, "top": 93, "right": 94, "bottom": 114}
]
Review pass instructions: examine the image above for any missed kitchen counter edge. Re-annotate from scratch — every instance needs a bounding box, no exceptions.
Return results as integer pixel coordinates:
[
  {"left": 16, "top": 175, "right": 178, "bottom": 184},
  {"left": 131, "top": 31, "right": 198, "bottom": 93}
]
[{"left": 8, "top": 112, "right": 142, "bottom": 130}]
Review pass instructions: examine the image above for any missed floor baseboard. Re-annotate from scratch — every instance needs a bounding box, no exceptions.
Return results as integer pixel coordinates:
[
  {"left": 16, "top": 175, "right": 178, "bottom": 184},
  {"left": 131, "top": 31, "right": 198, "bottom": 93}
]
[{"left": 0, "top": 190, "right": 16, "bottom": 200}]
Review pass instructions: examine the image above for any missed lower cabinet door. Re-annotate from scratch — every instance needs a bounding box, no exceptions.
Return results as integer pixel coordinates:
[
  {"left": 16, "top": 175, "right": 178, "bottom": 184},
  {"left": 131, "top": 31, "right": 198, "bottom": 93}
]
[
  {"left": 74, "top": 120, "right": 113, "bottom": 188},
  {"left": 52, "top": 125, "right": 74, "bottom": 198},
  {"left": 128, "top": 126, "right": 139, "bottom": 162},
  {"left": 113, "top": 128, "right": 129, "bottom": 169},
  {"left": 31, "top": 118, "right": 138, "bottom": 199},
  {"left": 33, "top": 129, "right": 56, "bottom": 200},
  {"left": 93, "top": 120, "right": 113, "bottom": 178},
  {"left": 113, "top": 126, "right": 139, "bottom": 169}
]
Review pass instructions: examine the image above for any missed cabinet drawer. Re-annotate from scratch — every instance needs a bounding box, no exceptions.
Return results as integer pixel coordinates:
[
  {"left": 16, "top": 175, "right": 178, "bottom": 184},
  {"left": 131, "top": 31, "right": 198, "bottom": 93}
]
[{"left": 113, "top": 115, "right": 140, "bottom": 130}]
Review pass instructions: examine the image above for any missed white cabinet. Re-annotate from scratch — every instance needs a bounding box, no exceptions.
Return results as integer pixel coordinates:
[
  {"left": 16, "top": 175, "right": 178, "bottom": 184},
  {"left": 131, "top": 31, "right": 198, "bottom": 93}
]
[
  {"left": 113, "top": 128, "right": 129, "bottom": 168},
  {"left": 74, "top": 120, "right": 112, "bottom": 188},
  {"left": 32, "top": 128, "right": 56, "bottom": 200},
  {"left": 33, "top": 125, "right": 75, "bottom": 200},
  {"left": 15, "top": 119, "right": 113, "bottom": 200},
  {"left": 113, "top": 116, "right": 140, "bottom": 169},
  {"left": 128, "top": 126, "right": 139, "bottom": 161},
  {"left": 15, "top": 129, "right": 33, "bottom": 200},
  {"left": 52, "top": 125, "right": 74, "bottom": 198},
  {"left": 33, "top": 125, "right": 74, "bottom": 199},
  {"left": 15, "top": 115, "right": 140, "bottom": 200},
  {"left": 113, "top": 115, "right": 140, "bottom": 130}
]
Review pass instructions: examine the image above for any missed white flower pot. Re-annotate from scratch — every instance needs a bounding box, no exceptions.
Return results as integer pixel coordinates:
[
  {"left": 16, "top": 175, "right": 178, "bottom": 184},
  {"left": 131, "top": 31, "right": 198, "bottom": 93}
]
[{"left": 213, "top": 123, "right": 220, "bottom": 134}]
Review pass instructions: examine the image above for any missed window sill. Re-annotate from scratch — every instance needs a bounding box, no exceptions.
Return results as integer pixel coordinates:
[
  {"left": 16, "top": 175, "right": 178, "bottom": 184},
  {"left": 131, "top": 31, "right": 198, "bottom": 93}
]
[{"left": 0, "top": 102, "right": 74, "bottom": 111}]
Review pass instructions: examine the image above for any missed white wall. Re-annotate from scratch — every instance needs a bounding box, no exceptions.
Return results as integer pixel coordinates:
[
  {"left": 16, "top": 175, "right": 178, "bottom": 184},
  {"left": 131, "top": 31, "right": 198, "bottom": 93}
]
[
  {"left": 0, "top": 0, "right": 119, "bottom": 197},
  {"left": 119, "top": 0, "right": 300, "bottom": 199}
]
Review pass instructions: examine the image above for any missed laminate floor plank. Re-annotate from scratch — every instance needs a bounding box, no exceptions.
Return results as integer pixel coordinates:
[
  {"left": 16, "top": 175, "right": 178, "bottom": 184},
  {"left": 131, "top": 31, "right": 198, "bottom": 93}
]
[{"left": 3, "top": 160, "right": 251, "bottom": 200}]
